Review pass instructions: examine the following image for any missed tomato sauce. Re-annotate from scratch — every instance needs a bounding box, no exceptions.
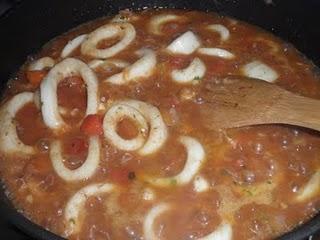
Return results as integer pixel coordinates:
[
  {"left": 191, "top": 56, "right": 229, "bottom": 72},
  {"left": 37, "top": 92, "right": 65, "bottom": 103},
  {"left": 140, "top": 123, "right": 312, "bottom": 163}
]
[{"left": 0, "top": 9, "right": 319, "bottom": 240}]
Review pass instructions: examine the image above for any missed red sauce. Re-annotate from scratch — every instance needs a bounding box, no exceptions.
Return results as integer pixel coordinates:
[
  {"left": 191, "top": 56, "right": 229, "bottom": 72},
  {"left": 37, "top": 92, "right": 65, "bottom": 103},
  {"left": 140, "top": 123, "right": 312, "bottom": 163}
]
[{"left": 0, "top": 9, "right": 319, "bottom": 240}]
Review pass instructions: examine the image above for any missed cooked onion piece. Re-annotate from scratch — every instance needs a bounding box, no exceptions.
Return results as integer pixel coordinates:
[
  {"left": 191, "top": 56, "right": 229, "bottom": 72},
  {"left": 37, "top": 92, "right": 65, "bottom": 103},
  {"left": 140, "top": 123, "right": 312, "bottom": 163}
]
[
  {"left": 88, "top": 59, "right": 129, "bottom": 70},
  {"left": 197, "top": 48, "right": 235, "bottom": 59},
  {"left": 242, "top": 60, "right": 279, "bottom": 83},
  {"left": 0, "top": 92, "right": 35, "bottom": 156},
  {"left": 61, "top": 34, "right": 88, "bottom": 58},
  {"left": 198, "top": 222, "right": 232, "bottom": 240},
  {"left": 64, "top": 182, "right": 115, "bottom": 236},
  {"left": 103, "top": 104, "right": 148, "bottom": 151},
  {"left": 193, "top": 175, "right": 210, "bottom": 192},
  {"left": 147, "top": 136, "right": 205, "bottom": 187},
  {"left": 50, "top": 136, "right": 100, "bottom": 182},
  {"left": 104, "top": 100, "right": 168, "bottom": 155},
  {"left": 171, "top": 57, "right": 206, "bottom": 83},
  {"left": 207, "top": 24, "right": 230, "bottom": 41},
  {"left": 149, "top": 14, "right": 181, "bottom": 35},
  {"left": 81, "top": 23, "right": 136, "bottom": 59},
  {"left": 40, "top": 58, "right": 98, "bottom": 131},
  {"left": 296, "top": 170, "right": 320, "bottom": 202},
  {"left": 143, "top": 203, "right": 170, "bottom": 240},
  {"left": 106, "top": 49, "right": 157, "bottom": 85},
  {"left": 166, "top": 31, "right": 201, "bottom": 54},
  {"left": 28, "top": 57, "right": 55, "bottom": 71}
]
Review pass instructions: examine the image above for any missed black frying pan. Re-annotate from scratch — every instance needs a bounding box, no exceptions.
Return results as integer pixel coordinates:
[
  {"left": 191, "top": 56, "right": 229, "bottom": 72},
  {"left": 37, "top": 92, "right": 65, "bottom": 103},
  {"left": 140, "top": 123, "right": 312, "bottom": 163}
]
[{"left": 0, "top": 0, "right": 319, "bottom": 239}]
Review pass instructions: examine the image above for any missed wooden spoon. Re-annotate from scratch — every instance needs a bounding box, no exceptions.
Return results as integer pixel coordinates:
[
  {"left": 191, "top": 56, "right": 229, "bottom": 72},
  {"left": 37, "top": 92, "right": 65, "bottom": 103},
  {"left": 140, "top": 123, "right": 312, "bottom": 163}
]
[{"left": 199, "top": 76, "right": 320, "bottom": 131}]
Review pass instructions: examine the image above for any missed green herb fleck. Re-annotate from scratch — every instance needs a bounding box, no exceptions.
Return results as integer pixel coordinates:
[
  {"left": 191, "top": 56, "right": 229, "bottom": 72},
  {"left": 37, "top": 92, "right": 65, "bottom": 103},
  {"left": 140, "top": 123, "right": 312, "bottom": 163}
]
[
  {"left": 170, "top": 179, "right": 177, "bottom": 186},
  {"left": 243, "top": 188, "right": 253, "bottom": 196}
]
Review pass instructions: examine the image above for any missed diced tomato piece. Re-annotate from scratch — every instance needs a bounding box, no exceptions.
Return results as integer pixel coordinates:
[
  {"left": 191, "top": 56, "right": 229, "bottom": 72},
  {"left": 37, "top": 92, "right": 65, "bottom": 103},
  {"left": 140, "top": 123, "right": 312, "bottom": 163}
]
[
  {"left": 26, "top": 70, "right": 47, "bottom": 87},
  {"left": 109, "top": 167, "right": 133, "bottom": 185},
  {"left": 66, "top": 137, "right": 88, "bottom": 155},
  {"left": 80, "top": 114, "right": 103, "bottom": 136}
]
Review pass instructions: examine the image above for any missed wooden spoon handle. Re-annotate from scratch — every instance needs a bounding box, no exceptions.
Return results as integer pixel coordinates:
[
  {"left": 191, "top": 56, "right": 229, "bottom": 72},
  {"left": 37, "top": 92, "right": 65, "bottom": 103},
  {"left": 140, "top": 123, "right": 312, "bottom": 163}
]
[{"left": 272, "top": 93, "right": 320, "bottom": 131}]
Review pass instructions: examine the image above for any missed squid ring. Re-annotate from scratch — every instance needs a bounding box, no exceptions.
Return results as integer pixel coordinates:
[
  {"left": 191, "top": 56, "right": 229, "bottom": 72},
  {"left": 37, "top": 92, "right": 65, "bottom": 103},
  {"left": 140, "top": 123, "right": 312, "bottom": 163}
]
[
  {"left": 166, "top": 31, "right": 201, "bottom": 55},
  {"left": 143, "top": 202, "right": 170, "bottom": 240},
  {"left": 147, "top": 136, "right": 205, "bottom": 186},
  {"left": 50, "top": 136, "right": 100, "bottom": 182},
  {"left": 296, "top": 170, "right": 320, "bottom": 202},
  {"left": 28, "top": 57, "right": 55, "bottom": 71},
  {"left": 81, "top": 22, "right": 136, "bottom": 59},
  {"left": 64, "top": 182, "right": 115, "bottom": 236},
  {"left": 149, "top": 14, "right": 181, "bottom": 35},
  {"left": 0, "top": 92, "right": 36, "bottom": 156},
  {"left": 61, "top": 34, "right": 88, "bottom": 58},
  {"left": 103, "top": 104, "right": 148, "bottom": 151},
  {"left": 104, "top": 100, "right": 168, "bottom": 155},
  {"left": 171, "top": 57, "right": 206, "bottom": 83},
  {"left": 143, "top": 202, "right": 232, "bottom": 240},
  {"left": 207, "top": 24, "right": 230, "bottom": 41},
  {"left": 40, "top": 58, "right": 99, "bottom": 131},
  {"left": 106, "top": 49, "right": 157, "bottom": 85}
]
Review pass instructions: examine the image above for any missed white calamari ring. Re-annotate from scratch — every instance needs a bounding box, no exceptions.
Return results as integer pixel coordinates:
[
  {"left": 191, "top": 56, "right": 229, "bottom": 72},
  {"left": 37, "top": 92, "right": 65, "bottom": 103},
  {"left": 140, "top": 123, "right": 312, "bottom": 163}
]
[
  {"left": 0, "top": 92, "right": 35, "bottom": 156},
  {"left": 207, "top": 24, "right": 230, "bottom": 41},
  {"left": 64, "top": 182, "right": 114, "bottom": 237},
  {"left": 242, "top": 60, "right": 279, "bottom": 83},
  {"left": 103, "top": 104, "right": 148, "bottom": 151},
  {"left": 166, "top": 31, "right": 201, "bottom": 55},
  {"left": 296, "top": 170, "right": 320, "bottom": 202},
  {"left": 143, "top": 202, "right": 231, "bottom": 240},
  {"left": 198, "top": 222, "right": 233, "bottom": 240},
  {"left": 143, "top": 202, "right": 170, "bottom": 240},
  {"left": 61, "top": 34, "right": 88, "bottom": 58},
  {"left": 149, "top": 14, "right": 181, "bottom": 35},
  {"left": 81, "top": 22, "right": 136, "bottom": 59},
  {"left": 40, "top": 58, "right": 99, "bottom": 131},
  {"left": 28, "top": 57, "right": 55, "bottom": 71},
  {"left": 148, "top": 136, "right": 205, "bottom": 186},
  {"left": 50, "top": 136, "right": 100, "bottom": 182},
  {"left": 104, "top": 100, "right": 168, "bottom": 155},
  {"left": 198, "top": 48, "right": 235, "bottom": 59},
  {"left": 106, "top": 49, "right": 157, "bottom": 85},
  {"left": 171, "top": 57, "right": 206, "bottom": 83},
  {"left": 193, "top": 175, "right": 210, "bottom": 193},
  {"left": 88, "top": 59, "right": 130, "bottom": 70}
]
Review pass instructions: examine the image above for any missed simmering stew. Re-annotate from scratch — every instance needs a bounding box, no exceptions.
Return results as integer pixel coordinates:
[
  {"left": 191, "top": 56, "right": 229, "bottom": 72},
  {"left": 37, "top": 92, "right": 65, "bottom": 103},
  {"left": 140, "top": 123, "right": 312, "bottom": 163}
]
[{"left": 0, "top": 9, "right": 320, "bottom": 240}]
